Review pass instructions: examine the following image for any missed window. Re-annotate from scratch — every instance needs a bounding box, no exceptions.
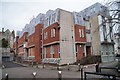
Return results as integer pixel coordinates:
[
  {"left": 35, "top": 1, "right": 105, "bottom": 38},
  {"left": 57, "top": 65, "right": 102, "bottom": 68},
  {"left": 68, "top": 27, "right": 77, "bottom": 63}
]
[
  {"left": 79, "top": 29, "right": 84, "bottom": 38},
  {"left": 53, "top": 13, "right": 56, "bottom": 22},
  {"left": 82, "top": 29, "right": 84, "bottom": 37},
  {"left": 106, "top": 51, "right": 109, "bottom": 55},
  {"left": 49, "top": 15, "right": 51, "bottom": 25},
  {"left": 79, "top": 29, "right": 82, "bottom": 37},
  {"left": 44, "top": 32, "right": 48, "bottom": 40},
  {"left": 93, "top": 7, "right": 95, "bottom": 12},
  {"left": 90, "top": 8, "right": 93, "bottom": 13},
  {"left": 44, "top": 47, "right": 46, "bottom": 58},
  {"left": 51, "top": 29, "right": 55, "bottom": 37},
  {"left": 50, "top": 45, "right": 54, "bottom": 58},
  {"left": 50, "top": 45, "right": 54, "bottom": 54}
]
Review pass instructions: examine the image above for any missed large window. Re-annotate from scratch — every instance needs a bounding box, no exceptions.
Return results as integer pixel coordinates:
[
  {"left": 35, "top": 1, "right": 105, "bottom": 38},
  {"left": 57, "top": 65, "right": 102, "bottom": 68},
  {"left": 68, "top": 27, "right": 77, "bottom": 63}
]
[
  {"left": 51, "top": 29, "right": 55, "bottom": 37},
  {"left": 50, "top": 45, "right": 54, "bottom": 58},
  {"left": 79, "top": 29, "right": 84, "bottom": 38},
  {"left": 79, "top": 29, "right": 82, "bottom": 37},
  {"left": 50, "top": 45, "right": 54, "bottom": 54},
  {"left": 82, "top": 29, "right": 84, "bottom": 37}
]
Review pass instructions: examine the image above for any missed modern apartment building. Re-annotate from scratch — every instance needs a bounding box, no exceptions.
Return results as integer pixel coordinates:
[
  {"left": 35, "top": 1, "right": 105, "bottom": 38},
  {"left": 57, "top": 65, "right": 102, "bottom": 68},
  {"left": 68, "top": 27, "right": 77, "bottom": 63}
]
[
  {"left": 14, "top": 2, "right": 115, "bottom": 64},
  {"left": 42, "top": 9, "right": 86, "bottom": 65}
]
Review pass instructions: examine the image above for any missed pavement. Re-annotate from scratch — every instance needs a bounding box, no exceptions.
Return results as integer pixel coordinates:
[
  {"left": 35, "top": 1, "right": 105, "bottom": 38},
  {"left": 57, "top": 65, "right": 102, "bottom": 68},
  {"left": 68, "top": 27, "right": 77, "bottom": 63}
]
[
  {"left": 2, "top": 62, "right": 81, "bottom": 78},
  {"left": 12, "top": 61, "right": 95, "bottom": 71},
  {"left": 2, "top": 61, "right": 120, "bottom": 79},
  {"left": 12, "top": 61, "right": 119, "bottom": 71}
]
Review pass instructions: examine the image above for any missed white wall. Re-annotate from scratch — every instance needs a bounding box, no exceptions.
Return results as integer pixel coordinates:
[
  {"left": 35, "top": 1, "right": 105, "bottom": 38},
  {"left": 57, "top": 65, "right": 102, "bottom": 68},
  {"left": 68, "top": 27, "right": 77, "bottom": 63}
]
[{"left": 59, "top": 9, "right": 76, "bottom": 65}]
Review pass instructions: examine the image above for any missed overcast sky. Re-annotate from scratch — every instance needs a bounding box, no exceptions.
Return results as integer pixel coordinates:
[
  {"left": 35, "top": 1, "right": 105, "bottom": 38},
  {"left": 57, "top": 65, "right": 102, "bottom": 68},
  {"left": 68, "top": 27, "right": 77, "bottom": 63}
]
[{"left": 1, "top": 0, "right": 107, "bottom": 33}]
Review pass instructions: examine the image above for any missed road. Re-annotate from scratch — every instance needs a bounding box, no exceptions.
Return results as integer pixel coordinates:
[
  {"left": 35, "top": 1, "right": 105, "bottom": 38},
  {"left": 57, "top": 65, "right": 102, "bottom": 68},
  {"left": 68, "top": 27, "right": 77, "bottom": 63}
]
[
  {"left": 2, "top": 61, "right": 81, "bottom": 79},
  {"left": 2, "top": 61, "right": 120, "bottom": 80}
]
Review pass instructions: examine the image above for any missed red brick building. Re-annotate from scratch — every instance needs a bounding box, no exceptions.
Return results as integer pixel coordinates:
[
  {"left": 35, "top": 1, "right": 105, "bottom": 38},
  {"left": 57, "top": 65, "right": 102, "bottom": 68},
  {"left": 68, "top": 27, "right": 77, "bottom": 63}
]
[
  {"left": 14, "top": 24, "right": 43, "bottom": 63},
  {"left": 14, "top": 9, "right": 88, "bottom": 64}
]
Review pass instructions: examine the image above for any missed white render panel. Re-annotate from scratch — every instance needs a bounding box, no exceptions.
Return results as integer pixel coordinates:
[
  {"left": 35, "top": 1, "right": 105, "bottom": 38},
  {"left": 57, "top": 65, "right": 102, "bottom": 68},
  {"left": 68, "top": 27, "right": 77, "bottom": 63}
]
[
  {"left": 59, "top": 9, "right": 76, "bottom": 65},
  {"left": 90, "top": 15, "right": 101, "bottom": 55}
]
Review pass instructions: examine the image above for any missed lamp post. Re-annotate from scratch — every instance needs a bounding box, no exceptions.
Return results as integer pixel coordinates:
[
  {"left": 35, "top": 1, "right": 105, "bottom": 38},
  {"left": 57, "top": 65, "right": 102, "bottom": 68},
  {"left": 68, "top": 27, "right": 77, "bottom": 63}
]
[{"left": 81, "top": 65, "right": 84, "bottom": 80}]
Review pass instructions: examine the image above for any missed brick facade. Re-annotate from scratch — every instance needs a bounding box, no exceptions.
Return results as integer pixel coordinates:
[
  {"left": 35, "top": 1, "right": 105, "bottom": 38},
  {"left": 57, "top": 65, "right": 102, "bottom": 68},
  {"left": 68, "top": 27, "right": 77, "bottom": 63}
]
[
  {"left": 74, "top": 24, "right": 86, "bottom": 42},
  {"left": 43, "top": 22, "right": 60, "bottom": 44},
  {"left": 34, "top": 24, "right": 43, "bottom": 63}
]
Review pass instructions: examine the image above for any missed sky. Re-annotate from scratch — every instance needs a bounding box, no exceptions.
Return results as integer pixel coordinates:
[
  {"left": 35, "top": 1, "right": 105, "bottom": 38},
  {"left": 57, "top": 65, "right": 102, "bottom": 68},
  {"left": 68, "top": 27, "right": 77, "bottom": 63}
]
[{"left": 0, "top": 0, "right": 108, "bottom": 33}]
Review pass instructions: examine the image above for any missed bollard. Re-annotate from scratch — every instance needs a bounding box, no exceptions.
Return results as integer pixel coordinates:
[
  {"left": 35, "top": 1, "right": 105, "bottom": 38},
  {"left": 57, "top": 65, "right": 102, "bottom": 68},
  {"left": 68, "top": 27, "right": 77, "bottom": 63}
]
[
  {"left": 36, "top": 62, "right": 39, "bottom": 68},
  {"left": 32, "top": 61, "right": 33, "bottom": 67},
  {"left": 32, "top": 72, "right": 37, "bottom": 78},
  {"left": 2, "top": 65, "right": 5, "bottom": 69},
  {"left": 78, "top": 63, "right": 80, "bottom": 71},
  {"left": 81, "top": 66, "right": 83, "bottom": 80},
  {"left": 57, "top": 63, "right": 59, "bottom": 70},
  {"left": 84, "top": 72, "right": 87, "bottom": 80},
  {"left": 42, "top": 63, "right": 44, "bottom": 69},
  {"left": 95, "top": 62, "right": 99, "bottom": 72},
  {"left": 67, "top": 63, "right": 70, "bottom": 71},
  {"left": 58, "top": 71, "right": 62, "bottom": 80},
  {"left": 5, "top": 73, "right": 8, "bottom": 80}
]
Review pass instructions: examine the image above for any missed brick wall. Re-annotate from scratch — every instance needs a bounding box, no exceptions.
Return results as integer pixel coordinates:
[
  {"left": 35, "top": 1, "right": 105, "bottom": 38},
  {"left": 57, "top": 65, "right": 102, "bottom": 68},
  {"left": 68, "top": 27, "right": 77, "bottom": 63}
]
[
  {"left": 34, "top": 24, "right": 43, "bottom": 63},
  {"left": 43, "top": 22, "right": 60, "bottom": 45},
  {"left": 28, "top": 33, "right": 35, "bottom": 46},
  {"left": 74, "top": 24, "right": 86, "bottom": 42}
]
